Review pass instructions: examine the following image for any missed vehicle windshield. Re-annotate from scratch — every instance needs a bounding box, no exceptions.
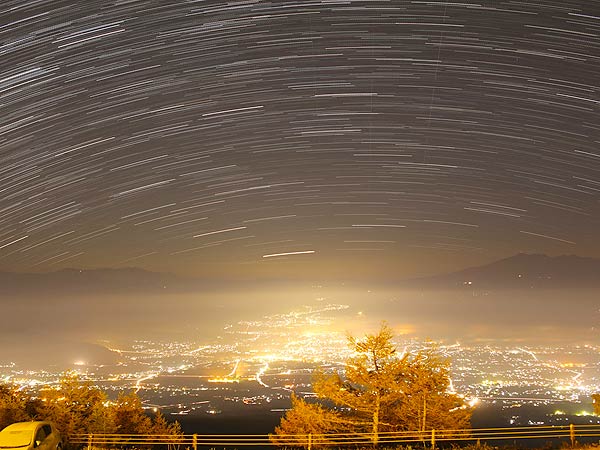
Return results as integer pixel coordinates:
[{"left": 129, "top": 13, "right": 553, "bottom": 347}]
[{"left": 0, "top": 430, "right": 33, "bottom": 448}]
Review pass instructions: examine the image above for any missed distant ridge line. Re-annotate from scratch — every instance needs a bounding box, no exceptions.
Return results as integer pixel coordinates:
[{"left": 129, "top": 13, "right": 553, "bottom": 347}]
[{"left": 402, "top": 253, "right": 600, "bottom": 289}]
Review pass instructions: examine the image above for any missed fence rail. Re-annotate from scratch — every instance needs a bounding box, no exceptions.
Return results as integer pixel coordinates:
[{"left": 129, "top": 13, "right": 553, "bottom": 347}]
[{"left": 70, "top": 424, "right": 600, "bottom": 448}]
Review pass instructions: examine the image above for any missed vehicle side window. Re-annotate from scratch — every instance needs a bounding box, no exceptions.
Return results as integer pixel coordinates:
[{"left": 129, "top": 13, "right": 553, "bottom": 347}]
[
  {"left": 35, "top": 428, "right": 46, "bottom": 446},
  {"left": 42, "top": 425, "right": 52, "bottom": 437}
]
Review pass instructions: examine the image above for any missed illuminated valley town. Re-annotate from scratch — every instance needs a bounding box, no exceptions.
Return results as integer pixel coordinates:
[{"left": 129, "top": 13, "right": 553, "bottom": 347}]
[{"left": 3, "top": 302, "right": 600, "bottom": 434}]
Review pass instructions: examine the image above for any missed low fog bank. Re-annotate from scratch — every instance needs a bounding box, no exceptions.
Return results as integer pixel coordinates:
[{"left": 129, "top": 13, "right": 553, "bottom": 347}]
[{"left": 1, "top": 284, "right": 598, "bottom": 368}]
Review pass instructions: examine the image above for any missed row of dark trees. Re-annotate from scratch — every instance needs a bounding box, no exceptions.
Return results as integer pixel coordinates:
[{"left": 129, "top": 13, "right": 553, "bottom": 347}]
[
  {"left": 271, "top": 324, "right": 472, "bottom": 446},
  {"left": 0, "top": 374, "right": 181, "bottom": 448}
]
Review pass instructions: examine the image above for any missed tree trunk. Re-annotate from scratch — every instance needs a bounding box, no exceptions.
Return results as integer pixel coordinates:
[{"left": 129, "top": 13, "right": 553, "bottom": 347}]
[
  {"left": 422, "top": 392, "right": 427, "bottom": 432},
  {"left": 372, "top": 395, "right": 380, "bottom": 446}
]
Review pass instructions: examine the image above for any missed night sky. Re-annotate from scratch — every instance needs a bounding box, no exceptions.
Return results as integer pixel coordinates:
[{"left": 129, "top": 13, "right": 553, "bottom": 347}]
[{"left": 2, "top": 0, "right": 600, "bottom": 281}]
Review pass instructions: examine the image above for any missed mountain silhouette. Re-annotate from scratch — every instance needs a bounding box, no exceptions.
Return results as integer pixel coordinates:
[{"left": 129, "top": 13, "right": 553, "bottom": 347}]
[
  {"left": 403, "top": 253, "right": 600, "bottom": 289},
  {"left": 0, "top": 267, "right": 194, "bottom": 296},
  {"left": 1, "top": 253, "right": 599, "bottom": 296}
]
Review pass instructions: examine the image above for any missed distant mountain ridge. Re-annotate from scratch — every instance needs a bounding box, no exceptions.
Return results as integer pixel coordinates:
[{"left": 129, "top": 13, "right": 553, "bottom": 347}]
[
  {"left": 0, "top": 267, "right": 193, "bottom": 295},
  {"left": 404, "top": 253, "right": 600, "bottom": 289},
  {"left": 1, "top": 253, "right": 599, "bottom": 295}
]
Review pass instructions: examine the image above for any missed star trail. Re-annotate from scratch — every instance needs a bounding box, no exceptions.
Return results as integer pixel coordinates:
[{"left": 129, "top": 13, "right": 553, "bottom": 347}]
[{"left": 1, "top": 0, "right": 599, "bottom": 280}]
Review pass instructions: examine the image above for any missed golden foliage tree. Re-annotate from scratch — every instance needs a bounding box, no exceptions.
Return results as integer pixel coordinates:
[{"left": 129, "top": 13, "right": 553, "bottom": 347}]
[
  {"left": 270, "top": 393, "right": 345, "bottom": 447},
  {"left": 0, "top": 385, "right": 34, "bottom": 429},
  {"left": 1, "top": 373, "right": 182, "bottom": 450},
  {"left": 38, "top": 373, "right": 115, "bottom": 445},
  {"left": 150, "top": 410, "right": 182, "bottom": 436},
  {"left": 592, "top": 394, "right": 600, "bottom": 416},
  {"left": 273, "top": 324, "right": 472, "bottom": 446},
  {"left": 112, "top": 391, "right": 153, "bottom": 434}
]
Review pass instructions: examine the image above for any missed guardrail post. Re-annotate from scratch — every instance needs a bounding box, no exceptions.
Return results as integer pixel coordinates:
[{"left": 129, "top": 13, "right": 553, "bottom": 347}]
[
  {"left": 431, "top": 429, "right": 435, "bottom": 449},
  {"left": 193, "top": 433, "right": 197, "bottom": 450},
  {"left": 308, "top": 433, "right": 312, "bottom": 450},
  {"left": 570, "top": 423, "right": 575, "bottom": 447},
  {"left": 87, "top": 434, "right": 92, "bottom": 450}
]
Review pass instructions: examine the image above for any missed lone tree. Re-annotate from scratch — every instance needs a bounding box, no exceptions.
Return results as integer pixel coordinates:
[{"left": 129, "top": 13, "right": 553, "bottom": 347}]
[{"left": 272, "top": 324, "right": 472, "bottom": 446}]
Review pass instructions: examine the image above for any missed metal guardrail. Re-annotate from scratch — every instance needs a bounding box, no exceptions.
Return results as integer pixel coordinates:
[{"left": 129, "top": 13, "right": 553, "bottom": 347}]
[{"left": 71, "top": 424, "right": 600, "bottom": 448}]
